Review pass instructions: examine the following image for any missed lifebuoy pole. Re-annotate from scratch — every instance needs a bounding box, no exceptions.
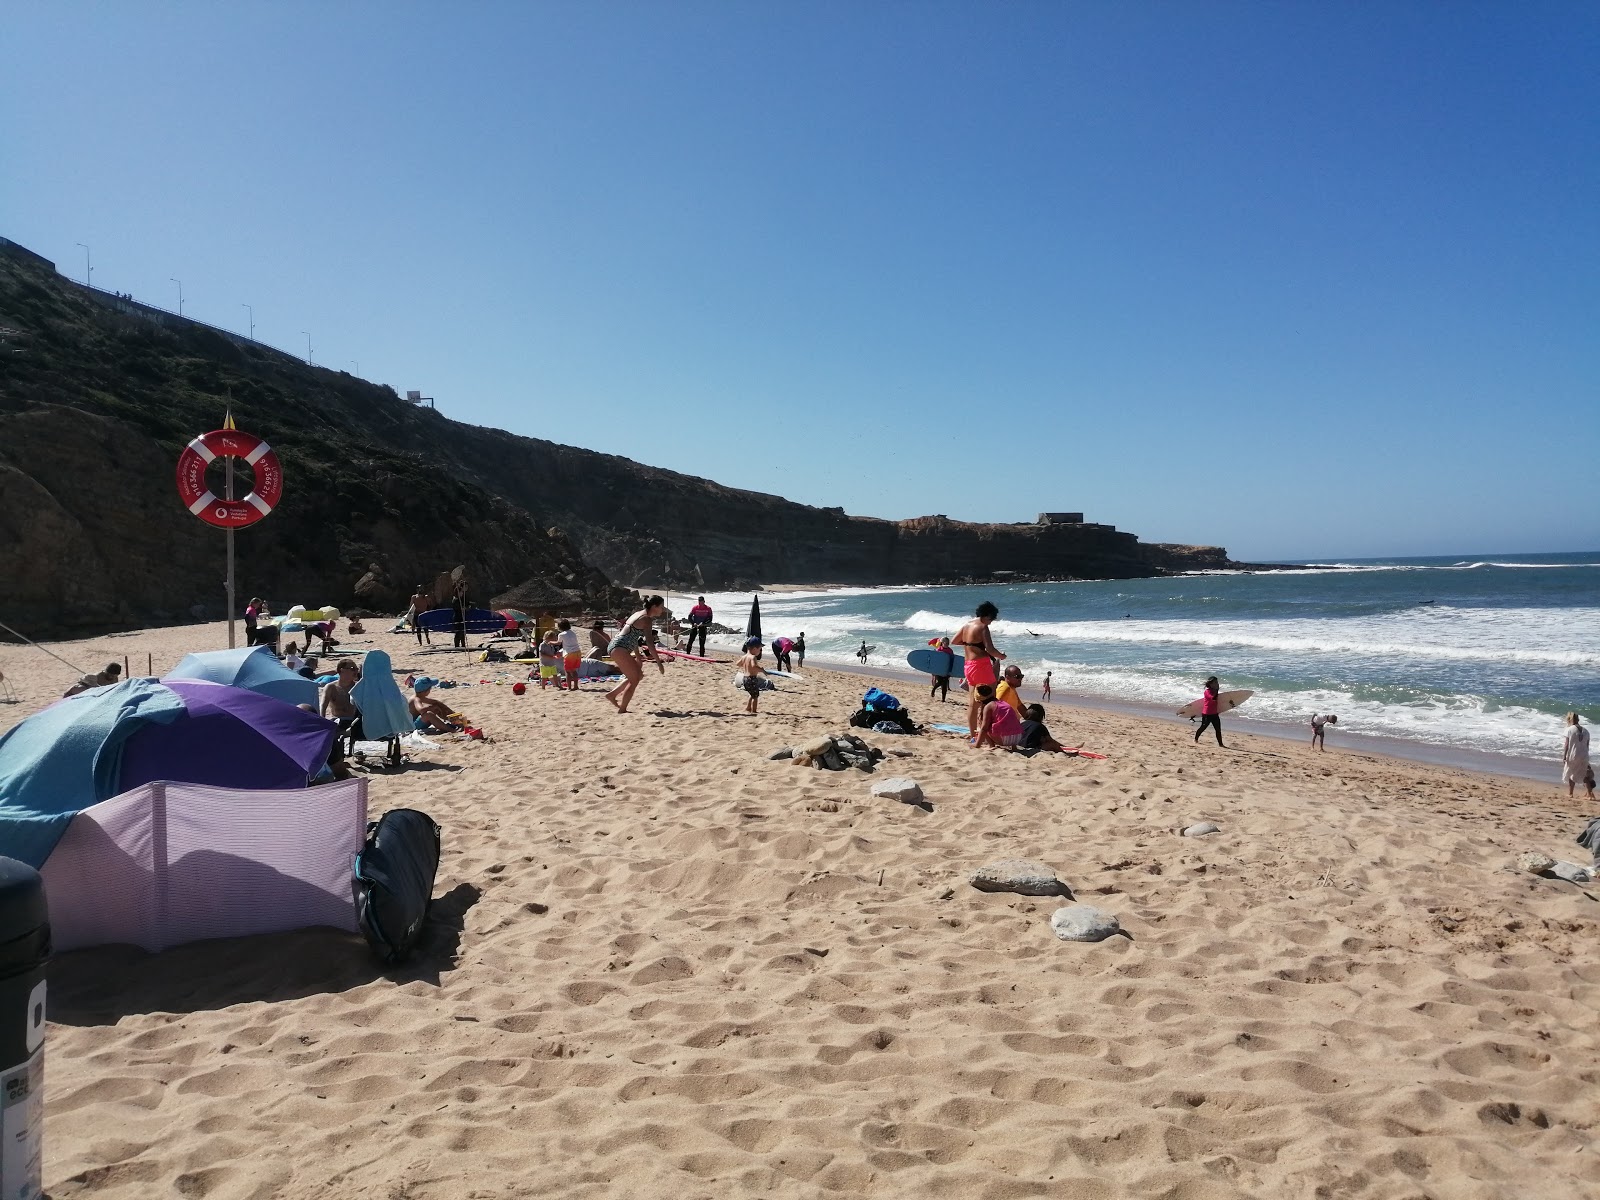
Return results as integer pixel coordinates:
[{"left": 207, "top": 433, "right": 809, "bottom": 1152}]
[{"left": 224, "top": 411, "right": 237, "bottom": 648}]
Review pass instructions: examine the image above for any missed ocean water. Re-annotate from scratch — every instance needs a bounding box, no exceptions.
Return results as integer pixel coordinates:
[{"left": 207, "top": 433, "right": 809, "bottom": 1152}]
[{"left": 675, "top": 552, "right": 1600, "bottom": 764}]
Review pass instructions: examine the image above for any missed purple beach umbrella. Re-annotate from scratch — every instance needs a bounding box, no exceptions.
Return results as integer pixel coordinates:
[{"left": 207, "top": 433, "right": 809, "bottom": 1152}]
[{"left": 118, "top": 679, "right": 335, "bottom": 793}]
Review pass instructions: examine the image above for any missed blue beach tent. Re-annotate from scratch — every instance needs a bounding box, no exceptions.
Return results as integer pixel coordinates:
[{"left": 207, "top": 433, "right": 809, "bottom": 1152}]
[{"left": 165, "top": 644, "right": 318, "bottom": 709}]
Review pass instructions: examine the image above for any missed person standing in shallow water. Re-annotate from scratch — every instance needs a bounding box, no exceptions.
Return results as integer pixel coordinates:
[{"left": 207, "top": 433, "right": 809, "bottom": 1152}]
[
  {"left": 1194, "top": 676, "right": 1225, "bottom": 747},
  {"left": 1562, "top": 713, "right": 1590, "bottom": 798}
]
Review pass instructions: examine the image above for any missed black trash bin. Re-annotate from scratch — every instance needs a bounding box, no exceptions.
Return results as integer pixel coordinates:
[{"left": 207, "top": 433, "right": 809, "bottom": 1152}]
[{"left": 0, "top": 856, "right": 48, "bottom": 1200}]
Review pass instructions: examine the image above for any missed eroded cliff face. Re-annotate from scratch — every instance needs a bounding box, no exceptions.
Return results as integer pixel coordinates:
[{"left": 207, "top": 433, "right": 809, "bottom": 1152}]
[{"left": 0, "top": 239, "right": 1241, "bottom": 636}]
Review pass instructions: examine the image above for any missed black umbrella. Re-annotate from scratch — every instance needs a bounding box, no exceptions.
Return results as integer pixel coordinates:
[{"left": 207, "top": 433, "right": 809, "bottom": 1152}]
[{"left": 746, "top": 595, "right": 762, "bottom": 640}]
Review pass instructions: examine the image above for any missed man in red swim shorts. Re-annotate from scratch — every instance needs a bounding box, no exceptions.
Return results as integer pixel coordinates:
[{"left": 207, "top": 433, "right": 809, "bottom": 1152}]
[{"left": 953, "top": 600, "right": 1005, "bottom": 737}]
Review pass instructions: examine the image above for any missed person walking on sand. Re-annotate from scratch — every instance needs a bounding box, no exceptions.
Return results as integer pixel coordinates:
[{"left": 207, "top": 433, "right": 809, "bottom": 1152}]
[
  {"left": 558, "top": 619, "right": 582, "bottom": 690},
  {"left": 685, "top": 596, "right": 713, "bottom": 657},
  {"left": 953, "top": 601, "right": 1005, "bottom": 737},
  {"left": 451, "top": 578, "right": 469, "bottom": 649},
  {"left": 1041, "top": 671, "right": 1052, "bottom": 703},
  {"left": 736, "top": 637, "right": 768, "bottom": 715},
  {"left": 604, "top": 596, "right": 667, "bottom": 714},
  {"left": 794, "top": 633, "right": 806, "bottom": 668},
  {"left": 408, "top": 585, "right": 432, "bottom": 645},
  {"left": 1311, "top": 712, "right": 1337, "bottom": 751},
  {"left": 929, "top": 636, "right": 953, "bottom": 703},
  {"left": 1562, "top": 713, "right": 1590, "bottom": 797},
  {"left": 1193, "top": 676, "right": 1225, "bottom": 748}
]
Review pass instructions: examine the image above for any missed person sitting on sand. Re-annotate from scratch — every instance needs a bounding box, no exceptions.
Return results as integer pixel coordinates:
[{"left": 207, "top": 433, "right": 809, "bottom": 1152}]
[
  {"left": 536, "top": 629, "right": 563, "bottom": 690},
  {"left": 973, "top": 684, "right": 1025, "bottom": 748},
  {"left": 1563, "top": 713, "right": 1590, "bottom": 798},
  {"left": 558, "top": 619, "right": 582, "bottom": 690},
  {"left": 63, "top": 661, "right": 122, "bottom": 697},
  {"left": 604, "top": 596, "right": 668, "bottom": 715},
  {"left": 283, "top": 643, "right": 307, "bottom": 674},
  {"left": 954, "top": 601, "right": 1006, "bottom": 737},
  {"left": 996, "top": 664, "right": 1027, "bottom": 717},
  {"left": 1012, "top": 703, "right": 1079, "bottom": 756},
  {"left": 347, "top": 616, "right": 364, "bottom": 635},
  {"left": 409, "top": 676, "right": 464, "bottom": 733},
  {"left": 1311, "top": 712, "right": 1337, "bottom": 751},
  {"left": 588, "top": 620, "right": 612, "bottom": 659},
  {"left": 321, "top": 659, "right": 364, "bottom": 744},
  {"left": 737, "top": 637, "right": 768, "bottom": 715}
]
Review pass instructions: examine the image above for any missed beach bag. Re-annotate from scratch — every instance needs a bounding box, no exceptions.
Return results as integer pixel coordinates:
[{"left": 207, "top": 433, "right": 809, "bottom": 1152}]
[
  {"left": 863, "top": 687, "right": 900, "bottom": 712},
  {"left": 353, "top": 808, "right": 441, "bottom": 964}
]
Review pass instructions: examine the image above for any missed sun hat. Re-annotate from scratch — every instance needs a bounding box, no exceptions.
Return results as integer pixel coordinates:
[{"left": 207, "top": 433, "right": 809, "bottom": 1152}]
[{"left": 413, "top": 676, "right": 438, "bottom": 693}]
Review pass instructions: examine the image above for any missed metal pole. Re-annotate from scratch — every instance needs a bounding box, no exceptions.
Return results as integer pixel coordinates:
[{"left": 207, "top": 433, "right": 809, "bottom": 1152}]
[
  {"left": 225, "top": 456, "right": 237, "bottom": 648},
  {"left": 241, "top": 303, "right": 254, "bottom": 340},
  {"left": 170, "top": 277, "right": 183, "bottom": 315},
  {"left": 75, "top": 243, "right": 91, "bottom": 288},
  {"left": 302, "top": 332, "right": 312, "bottom": 364}
]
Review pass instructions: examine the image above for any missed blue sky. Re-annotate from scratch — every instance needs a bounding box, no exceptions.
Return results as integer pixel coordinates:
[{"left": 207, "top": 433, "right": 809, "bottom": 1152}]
[{"left": 4, "top": 2, "right": 1595, "bottom": 562}]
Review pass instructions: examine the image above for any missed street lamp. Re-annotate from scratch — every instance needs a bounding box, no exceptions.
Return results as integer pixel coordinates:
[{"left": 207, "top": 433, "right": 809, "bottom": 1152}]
[
  {"left": 170, "top": 278, "right": 183, "bottom": 315},
  {"left": 348, "top": 360, "right": 360, "bottom": 376},
  {"left": 75, "top": 243, "right": 92, "bottom": 288},
  {"left": 241, "top": 303, "right": 254, "bottom": 341},
  {"left": 302, "top": 332, "right": 312, "bottom": 365}
]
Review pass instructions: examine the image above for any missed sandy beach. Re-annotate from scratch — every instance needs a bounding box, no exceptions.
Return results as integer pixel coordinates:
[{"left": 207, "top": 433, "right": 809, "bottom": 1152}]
[{"left": 6, "top": 621, "right": 1600, "bottom": 1199}]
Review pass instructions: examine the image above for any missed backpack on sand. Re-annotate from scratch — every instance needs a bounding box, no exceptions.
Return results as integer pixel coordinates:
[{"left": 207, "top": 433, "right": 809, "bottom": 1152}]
[{"left": 353, "top": 808, "right": 441, "bottom": 964}]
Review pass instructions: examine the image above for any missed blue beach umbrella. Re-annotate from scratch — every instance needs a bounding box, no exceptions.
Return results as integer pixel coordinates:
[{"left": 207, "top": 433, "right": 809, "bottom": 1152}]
[{"left": 165, "top": 644, "right": 317, "bottom": 708}]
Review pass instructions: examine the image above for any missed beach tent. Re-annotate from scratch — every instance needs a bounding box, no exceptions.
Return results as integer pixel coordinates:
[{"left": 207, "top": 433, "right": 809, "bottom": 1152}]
[
  {"left": 350, "top": 649, "right": 410, "bottom": 740},
  {"left": 0, "top": 678, "right": 335, "bottom": 868},
  {"left": 746, "top": 595, "right": 762, "bottom": 640},
  {"left": 40, "top": 777, "right": 366, "bottom": 953},
  {"left": 165, "top": 644, "right": 318, "bottom": 709}
]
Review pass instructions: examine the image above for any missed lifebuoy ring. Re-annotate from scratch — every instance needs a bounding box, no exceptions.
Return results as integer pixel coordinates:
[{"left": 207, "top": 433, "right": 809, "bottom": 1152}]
[{"left": 174, "top": 428, "right": 283, "bottom": 528}]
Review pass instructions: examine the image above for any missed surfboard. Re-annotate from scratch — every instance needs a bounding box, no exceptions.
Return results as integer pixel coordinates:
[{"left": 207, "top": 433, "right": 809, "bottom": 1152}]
[
  {"left": 731, "top": 673, "right": 776, "bottom": 692},
  {"left": 1176, "top": 689, "right": 1254, "bottom": 719},
  {"left": 767, "top": 670, "right": 804, "bottom": 680},
  {"left": 418, "top": 606, "right": 505, "bottom": 634},
  {"left": 907, "top": 648, "right": 963, "bottom": 678},
  {"left": 657, "top": 649, "right": 718, "bottom": 663}
]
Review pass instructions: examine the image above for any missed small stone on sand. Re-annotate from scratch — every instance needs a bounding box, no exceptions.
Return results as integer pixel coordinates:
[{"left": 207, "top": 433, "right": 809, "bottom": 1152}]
[
  {"left": 1050, "top": 905, "right": 1122, "bottom": 942},
  {"left": 1182, "top": 822, "right": 1220, "bottom": 837},
  {"left": 970, "top": 859, "right": 1071, "bottom": 897},
  {"left": 870, "top": 777, "right": 924, "bottom": 804}
]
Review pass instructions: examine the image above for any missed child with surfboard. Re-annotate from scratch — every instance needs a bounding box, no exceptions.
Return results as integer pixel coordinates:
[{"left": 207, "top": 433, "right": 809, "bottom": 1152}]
[{"left": 953, "top": 601, "right": 1005, "bottom": 737}]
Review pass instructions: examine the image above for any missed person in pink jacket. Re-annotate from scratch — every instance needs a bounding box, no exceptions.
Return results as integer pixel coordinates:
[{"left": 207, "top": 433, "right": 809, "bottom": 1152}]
[{"left": 1193, "top": 676, "right": 1225, "bottom": 748}]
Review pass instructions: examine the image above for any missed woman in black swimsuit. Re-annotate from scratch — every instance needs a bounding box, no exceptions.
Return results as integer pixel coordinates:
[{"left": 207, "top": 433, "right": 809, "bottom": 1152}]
[{"left": 605, "top": 596, "right": 667, "bottom": 714}]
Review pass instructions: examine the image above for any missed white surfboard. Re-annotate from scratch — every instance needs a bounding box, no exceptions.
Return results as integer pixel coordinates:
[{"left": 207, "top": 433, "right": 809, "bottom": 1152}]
[{"left": 1177, "top": 689, "right": 1253, "bottom": 719}]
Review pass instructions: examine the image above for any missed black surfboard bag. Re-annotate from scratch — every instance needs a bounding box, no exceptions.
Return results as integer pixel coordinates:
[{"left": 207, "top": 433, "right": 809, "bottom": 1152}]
[{"left": 353, "top": 808, "right": 441, "bottom": 964}]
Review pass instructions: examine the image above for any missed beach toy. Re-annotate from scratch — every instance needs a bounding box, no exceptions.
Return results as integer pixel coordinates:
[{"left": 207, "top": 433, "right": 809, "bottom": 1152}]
[
  {"left": 512, "top": 682, "right": 527, "bottom": 695},
  {"left": 0, "top": 857, "right": 47, "bottom": 1199},
  {"left": 174, "top": 427, "right": 283, "bottom": 528}
]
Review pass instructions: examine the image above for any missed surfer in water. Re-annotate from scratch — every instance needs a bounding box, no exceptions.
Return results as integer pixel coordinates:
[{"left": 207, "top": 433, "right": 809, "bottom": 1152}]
[
  {"left": 1194, "top": 676, "right": 1225, "bottom": 748},
  {"left": 857, "top": 640, "right": 870, "bottom": 664},
  {"left": 953, "top": 601, "right": 1006, "bottom": 737}
]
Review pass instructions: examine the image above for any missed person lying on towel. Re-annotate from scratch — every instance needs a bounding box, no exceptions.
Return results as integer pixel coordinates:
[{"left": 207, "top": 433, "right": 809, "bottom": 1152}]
[{"left": 409, "top": 677, "right": 465, "bottom": 733}]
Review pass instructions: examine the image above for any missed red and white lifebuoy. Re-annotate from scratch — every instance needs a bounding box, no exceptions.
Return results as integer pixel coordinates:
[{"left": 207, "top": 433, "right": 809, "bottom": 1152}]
[{"left": 174, "top": 428, "right": 284, "bottom": 528}]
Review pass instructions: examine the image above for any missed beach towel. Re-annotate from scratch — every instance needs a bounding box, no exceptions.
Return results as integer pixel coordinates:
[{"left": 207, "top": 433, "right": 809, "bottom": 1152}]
[
  {"left": 351, "top": 649, "right": 411, "bottom": 740},
  {"left": 0, "top": 679, "right": 186, "bottom": 867}
]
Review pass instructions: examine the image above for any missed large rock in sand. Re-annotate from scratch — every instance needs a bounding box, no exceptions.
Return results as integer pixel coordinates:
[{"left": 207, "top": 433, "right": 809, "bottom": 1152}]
[
  {"left": 969, "top": 860, "right": 1071, "bottom": 897},
  {"left": 870, "top": 777, "right": 924, "bottom": 804},
  {"left": 1050, "top": 905, "right": 1122, "bottom": 942},
  {"left": 1516, "top": 852, "right": 1556, "bottom": 874}
]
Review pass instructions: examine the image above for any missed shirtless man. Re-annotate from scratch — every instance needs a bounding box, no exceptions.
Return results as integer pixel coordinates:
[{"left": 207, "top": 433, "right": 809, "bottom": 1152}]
[
  {"left": 408, "top": 676, "right": 462, "bottom": 732},
  {"left": 953, "top": 601, "right": 1005, "bottom": 737},
  {"left": 320, "top": 659, "right": 364, "bottom": 740},
  {"left": 408, "top": 585, "right": 432, "bottom": 645}
]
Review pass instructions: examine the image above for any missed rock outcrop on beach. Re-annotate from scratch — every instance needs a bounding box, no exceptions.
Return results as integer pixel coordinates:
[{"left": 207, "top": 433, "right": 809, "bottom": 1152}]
[{"left": 0, "top": 237, "right": 1243, "bottom": 635}]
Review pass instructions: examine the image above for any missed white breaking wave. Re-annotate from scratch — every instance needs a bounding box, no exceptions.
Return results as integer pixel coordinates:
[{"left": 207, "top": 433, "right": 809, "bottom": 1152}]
[{"left": 900, "top": 607, "right": 1600, "bottom": 669}]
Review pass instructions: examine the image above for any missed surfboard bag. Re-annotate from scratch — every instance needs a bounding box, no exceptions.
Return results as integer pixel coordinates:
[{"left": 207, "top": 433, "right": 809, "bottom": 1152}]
[
  {"left": 862, "top": 688, "right": 900, "bottom": 712},
  {"left": 353, "top": 808, "right": 441, "bottom": 964}
]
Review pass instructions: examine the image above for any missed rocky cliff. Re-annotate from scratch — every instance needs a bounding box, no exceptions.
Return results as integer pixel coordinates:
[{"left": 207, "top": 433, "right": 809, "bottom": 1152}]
[{"left": 0, "top": 237, "right": 1243, "bottom": 637}]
